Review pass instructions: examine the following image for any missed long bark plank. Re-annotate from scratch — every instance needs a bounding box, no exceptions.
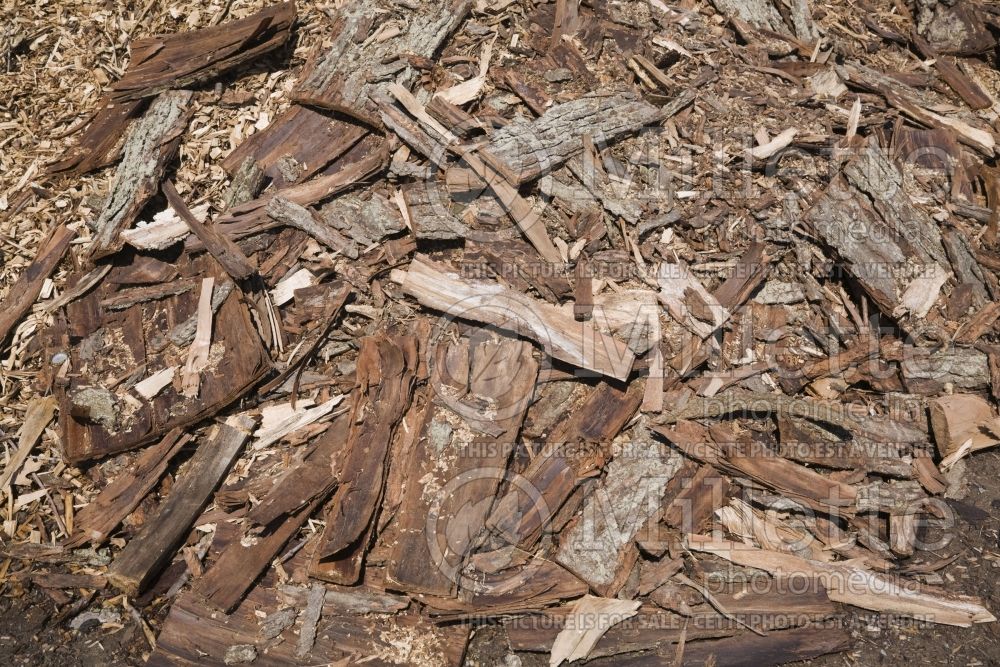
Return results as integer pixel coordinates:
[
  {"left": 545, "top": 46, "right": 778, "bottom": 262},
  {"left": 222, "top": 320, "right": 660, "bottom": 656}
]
[
  {"left": 63, "top": 429, "right": 189, "bottom": 548},
  {"left": 106, "top": 415, "right": 255, "bottom": 595},
  {"left": 110, "top": 2, "right": 295, "bottom": 102},
  {"left": 310, "top": 335, "right": 418, "bottom": 583},
  {"left": 194, "top": 417, "right": 347, "bottom": 612},
  {"left": 0, "top": 224, "right": 75, "bottom": 345},
  {"left": 484, "top": 91, "right": 665, "bottom": 184}
]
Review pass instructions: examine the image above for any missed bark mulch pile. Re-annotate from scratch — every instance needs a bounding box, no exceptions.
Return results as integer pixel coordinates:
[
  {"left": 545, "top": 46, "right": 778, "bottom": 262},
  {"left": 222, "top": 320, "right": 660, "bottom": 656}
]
[{"left": 3, "top": 0, "right": 1000, "bottom": 664}]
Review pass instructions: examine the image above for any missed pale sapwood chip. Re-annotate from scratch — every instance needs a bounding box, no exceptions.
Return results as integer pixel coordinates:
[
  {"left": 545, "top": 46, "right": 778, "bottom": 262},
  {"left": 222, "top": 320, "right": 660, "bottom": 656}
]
[
  {"left": 181, "top": 277, "right": 215, "bottom": 398},
  {"left": 845, "top": 97, "right": 861, "bottom": 143},
  {"left": 941, "top": 438, "right": 975, "bottom": 471},
  {"left": 387, "top": 83, "right": 457, "bottom": 144},
  {"left": 894, "top": 262, "right": 948, "bottom": 319},
  {"left": 750, "top": 127, "right": 798, "bottom": 159},
  {"left": 133, "top": 366, "right": 177, "bottom": 400},
  {"left": 121, "top": 204, "right": 207, "bottom": 250},
  {"left": 270, "top": 268, "right": 316, "bottom": 307},
  {"left": 253, "top": 396, "right": 344, "bottom": 450},
  {"left": 0, "top": 396, "right": 57, "bottom": 493},
  {"left": 686, "top": 534, "right": 996, "bottom": 626},
  {"left": 435, "top": 35, "right": 495, "bottom": 106},
  {"left": 549, "top": 595, "right": 641, "bottom": 666}
]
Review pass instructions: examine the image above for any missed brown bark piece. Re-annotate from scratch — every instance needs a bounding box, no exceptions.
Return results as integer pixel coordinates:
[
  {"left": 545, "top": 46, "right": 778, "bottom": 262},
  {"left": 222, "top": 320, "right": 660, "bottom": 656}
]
[
  {"left": 112, "top": 2, "right": 295, "bottom": 102},
  {"left": 163, "top": 181, "right": 257, "bottom": 281},
  {"left": 385, "top": 336, "right": 538, "bottom": 596},
  {"left": 0, "top": 224, "right": 75, "bottom": 346},
  {"left": 310, "top": 335, "right": 419, "bottom": 584},
  {"left": 63, "top": 429, "right": 189, "bottom": 548},
  {"left": 488, "top": 380, "right": 643, "bottom": 550},
  {"left": 107, "top": 415, "right": 255, "bottom": 595},
  {"left": 150, "top": 575, "right": 469, "bottom": 666}
]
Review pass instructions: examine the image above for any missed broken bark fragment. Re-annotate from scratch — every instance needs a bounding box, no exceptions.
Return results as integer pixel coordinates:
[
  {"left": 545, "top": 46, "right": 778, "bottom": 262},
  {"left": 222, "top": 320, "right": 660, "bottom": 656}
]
[
  {"left": 63, "top": 429, "right": 188, "bottom": 548},
  {"left": 194, "top": 416, "right": 346, "bottom": 612},
  {"left": 266, "top": 197, "right": 359, "bottom": 259},
  {"left": 163, "top": 181, "right": 257, "bottom": 281},
  {"left": 0, "top": 224, "right": 74, "bottom": 346},
  {"left": 488, "top": 380, "right": 643, "bottom": 549},
  {"left": 112, "top": 2, "right": 295, "bottom": 102},
  {"left": 88, "top": 91, "right": 194, "bottom": 260},
  {"left": 310, "top": 335, "right": 418, "bottom": 584},
  {"left": 294, "top": 1, "right": 470, "bottom": 123},
  {"left": 385, "top": 337, "right": 538, "bottom": 597},
  {"left": 107, "top": 415, "right": 255, "bottom": 595},
  {"left": 485, "top": 92, "right": 667, "bottom": 184}
]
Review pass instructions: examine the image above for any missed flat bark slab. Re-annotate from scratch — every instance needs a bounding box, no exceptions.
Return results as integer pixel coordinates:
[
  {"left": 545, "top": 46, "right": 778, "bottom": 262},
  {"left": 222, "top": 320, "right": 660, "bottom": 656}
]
[
  {"left": 310, "top": 334, "right": 419, "bottom": 584},
  {"left": 106, "top": 415, "right": 255, "bottom": 595},
  {"left": 111, "top": 2, "right": 295, "bottom": 102},
  {"left": 384, "top": 336, "right": 538, "bottom": 596},
  {"left": 295, "top": 1, "right": 469, "bottom": 123},
  {"left": 150, "top": 574, "right": 469, "bottom": 666},
  {"left": 222, "top": 105, "right": 369, "bottom": 186},
  {"left": 484, "top": 91, "right": 665, "bottom": 184},
  {"left": 51, "top": 252, "right": 271, "bottom": 463}
]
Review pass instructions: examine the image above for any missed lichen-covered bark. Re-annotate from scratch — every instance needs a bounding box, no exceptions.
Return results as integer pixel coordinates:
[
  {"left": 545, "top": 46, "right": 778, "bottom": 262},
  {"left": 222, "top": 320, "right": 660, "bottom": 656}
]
[
  {"left": 88, "top": 90, "right": 193, "bottom": 260},
  {"left": 485, "top": 91, "right": 664, "bottom": 183},
  {"left": 296, "top": 0, "right": 470, "bottom": 122}
]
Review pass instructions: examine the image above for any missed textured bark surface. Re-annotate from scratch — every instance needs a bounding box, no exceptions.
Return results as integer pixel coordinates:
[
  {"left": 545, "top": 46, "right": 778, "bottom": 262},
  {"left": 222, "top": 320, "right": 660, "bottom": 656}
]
[
  {"left": 106, "top": 416, "right": 254, "bottom": 595},
  {"left": 485, "top": 92, "right": 665, "bottom": 184},
  {"left": 63, "top": 429, "right": 188, "bottom": 548},
  {"left": 708, "top": 0, "right": 791, "bottom": 35},
  {"left": 295, "top": 1, "right": 470, "bottom": 123},
  {"left": 267, "top": 196, "right": 359, "bottom": 259},
  {"left": 88, "top": 90, "right": 194, "bottom": 260},
  {"left": 806, "top": 138, "right": 949, "bottom": 326},
  {"left": 54, "top": 251, "right": 270, "bottom": 463},
  {"left": 487, "top": 380, "right": 644, "bottom": 550},
  {"left": 110, "top": 2, "right": 295, "bottom": 102},
  {"left": 385, "top": 337, "right": 538, "bottom": 597},
  {"left": 194, "top": 417, "right": 346, "bottom": 612},
  {"left": 150, "top": 572, "right": 469, "bottom": 666},
  {"left": 310, "top": 335, "right": 418, "bottom": 584},
  {"left": 222, "top": 105, "right": 369, "bottom": 186}
]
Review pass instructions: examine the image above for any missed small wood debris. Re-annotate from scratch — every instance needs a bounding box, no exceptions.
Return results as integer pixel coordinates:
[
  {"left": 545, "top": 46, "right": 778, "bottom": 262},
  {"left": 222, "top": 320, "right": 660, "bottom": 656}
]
[{"left": 4, "top": 1, "right": 1000, "bottom": 665}]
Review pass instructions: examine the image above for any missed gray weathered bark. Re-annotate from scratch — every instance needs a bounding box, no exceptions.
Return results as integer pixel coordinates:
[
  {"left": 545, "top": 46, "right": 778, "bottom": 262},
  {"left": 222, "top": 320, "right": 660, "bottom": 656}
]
[{"left": 88, "top": 90, "right": 193, "bottom": 259}]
